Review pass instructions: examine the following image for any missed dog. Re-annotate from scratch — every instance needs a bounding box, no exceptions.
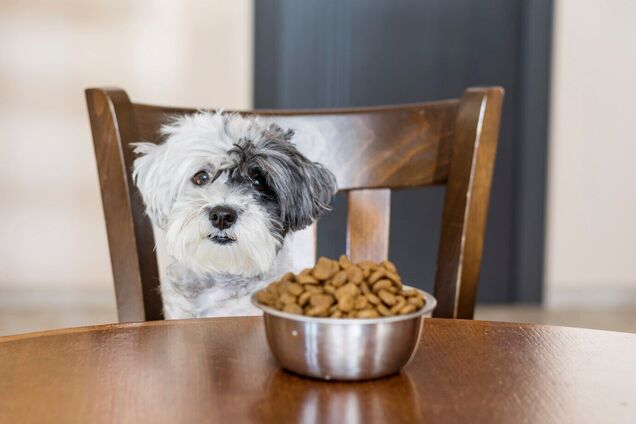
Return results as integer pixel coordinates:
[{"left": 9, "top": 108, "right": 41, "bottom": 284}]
[{"left": 133, "top": 111, "right": 337, "bottom": 319}]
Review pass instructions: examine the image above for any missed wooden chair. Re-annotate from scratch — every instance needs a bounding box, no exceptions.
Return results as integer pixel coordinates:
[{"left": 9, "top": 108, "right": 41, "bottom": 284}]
[{"left": 86, "top": 87, "right": 503, "bottom": 323}]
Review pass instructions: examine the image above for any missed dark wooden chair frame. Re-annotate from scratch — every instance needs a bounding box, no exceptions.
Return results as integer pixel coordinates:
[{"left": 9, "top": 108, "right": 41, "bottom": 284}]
[{"left": 86, "top": 87, "right": 503, "bottom": 322}]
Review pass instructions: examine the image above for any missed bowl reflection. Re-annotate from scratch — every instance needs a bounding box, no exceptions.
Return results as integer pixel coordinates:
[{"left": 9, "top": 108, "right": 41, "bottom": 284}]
[{"left": 253, "top": 369, "right": 423, "bottom": 423}]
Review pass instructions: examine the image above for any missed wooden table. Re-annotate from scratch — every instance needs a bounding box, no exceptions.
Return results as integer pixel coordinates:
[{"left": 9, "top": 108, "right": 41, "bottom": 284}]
[{"left": 1, "top": 318, "right": 634, "bottom": 423}]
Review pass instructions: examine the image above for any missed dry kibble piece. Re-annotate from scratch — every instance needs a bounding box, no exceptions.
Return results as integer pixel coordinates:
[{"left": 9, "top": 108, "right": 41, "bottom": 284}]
[
  {"left": 281, "top": 272, "right": 296, "bottom": 282},
  {"left": 372, "top": 279, "right": 393, "bottom": 292},
  {"left": 402, "top": 289, "right": 418, "bottom": 297},
  {"left": 398, "top": 304, "right": 417, "bottom": 315},
  {"left": 310, "top": 293, "right": 335, "bottom": 308},
  {"left": 362, "top": 267, "right": 371, "bottom": 278},
  {"left": 378, "top": 289, "right": 397, "bottom": 306},
  {"left": 283, "top": 303, "right": 303, "bottom": 315},
  {"left": 357, "top": 309, "right": 380, "bottom": 318},
  {"left": 312, "top": 266, "right": 333, "bottom": 281},
  {"left": 281, "top": 284, "right": 293, "bottom": 295},
  {"left": 345, "top": 266, "right": 363, "bottom": 284},
  {"left": 306, "top": 306, "right": 329, "bottom": 317},
  {"left": 273, "top": 282, "right": 288, "bottom": 295},
  {"left": 385, "top": 270, "right": 401, "bottom": 282},
  {"left": 280, "top": 292, "right": 297, "bottom": 305},
  {"left": 300, "top": 268, "right": 312, "bottom": 276},
  {"left": 407, "top": 296, "right": 425, "bottom": 308},
  {"left": 358, "top": 260, "right": 376, "bottom": 271},
  {"left": 338, "top": 294, "right": 354, "bottom": 312},
  {"left": 365, "top": 292, "right": 381, "bottom": 305},
  {"left": 304, "top": 285, "right": 323, "bottom": 294},
  {"left": 368, "top": 269, "right": 386, "bottom": 284},
  {"left": 331, "top": 259, "right": 341, "bottom": 273},
  {"left": 331, "top": 270, "right": 348, "bottom": 287},
  {"left": 377, "top": 304, "right": 393, "bottom": 317},
  {"left": 381, "top": 260, "right": 397, "bottom": 273},
  {"left": 286, "top": 283, "right": 303, "bottom": 296},
  {"left": 298, "top": 291, "right": 312, "bottom": 306},
  {"left": 354, "top": 295, "right": 368, "bottom": 310},
  {"left": 256, "top": 290, "right": 276, "bottom": 306},
  {"left": 330, "top": 310, "right": 343, "bottom": 318},
  {"left": 390, "top": 299, "right": 407, "bottom": 315},
  {"left": 385, "top": 271, "right": 402, "bottom": 288},
  {"left": 313, "top": 257, "right": 337, "bottom": 280},
  {"left": 297, "top": 274, "right": 319, "bottom": 285},
  {"left": 324, "top": 285, "right": 336, "bottom": 295},
  {"left": 338, "top": 255, "right": 352, "bottom": 269},
  {"left": 335, "top": 283, "right": 360, "bottom": 300}
]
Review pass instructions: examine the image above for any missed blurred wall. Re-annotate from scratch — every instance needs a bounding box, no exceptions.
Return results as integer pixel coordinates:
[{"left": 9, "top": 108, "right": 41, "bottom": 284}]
[
  {"left": 0, "top": 0, "right": 253, "bottom": 289},
  {"left": 546, "top": 0, "right": 636, "bottom": 305}
]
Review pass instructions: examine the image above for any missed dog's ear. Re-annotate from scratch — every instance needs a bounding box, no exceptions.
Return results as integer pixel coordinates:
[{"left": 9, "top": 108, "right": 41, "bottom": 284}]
[
  {"left": 132, "top": 142, "right": 173, "bottom": 230},
  {"left": 254, "top": 125, "right": 338, "bottom": 232},
  {"left": 284, "top": 159, "right": 338, "bottom": 232}
]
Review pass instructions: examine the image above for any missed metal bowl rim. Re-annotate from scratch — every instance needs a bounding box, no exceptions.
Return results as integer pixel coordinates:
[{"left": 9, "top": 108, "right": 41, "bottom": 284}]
[{"left": 251, "top": 285, "right": 436, "bottom": 325}]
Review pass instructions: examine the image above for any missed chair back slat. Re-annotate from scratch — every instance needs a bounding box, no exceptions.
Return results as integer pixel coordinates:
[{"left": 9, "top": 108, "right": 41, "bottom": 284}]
[
  {"left": 346, "top": 189, "right": 391, "bottom": 263},
  {"left": 133, "top": 102, "right": 459, "bottom": 190}
]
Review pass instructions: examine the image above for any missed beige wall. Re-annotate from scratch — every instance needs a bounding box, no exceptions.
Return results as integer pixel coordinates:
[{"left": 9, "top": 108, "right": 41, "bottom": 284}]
[
  {"left": 0, "top": 0, "right": 253, "bottom": 288},
  {"left": 546, "top": 0, "right": 636, "bottom": 304}
]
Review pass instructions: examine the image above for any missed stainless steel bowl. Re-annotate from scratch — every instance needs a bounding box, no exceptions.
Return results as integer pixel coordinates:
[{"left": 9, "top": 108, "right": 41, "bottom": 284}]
[{"left": 251, "top": 286, "right": 436, "bottom": 381}]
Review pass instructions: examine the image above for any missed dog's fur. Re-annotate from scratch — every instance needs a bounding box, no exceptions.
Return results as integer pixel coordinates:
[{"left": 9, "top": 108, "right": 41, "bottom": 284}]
[{"left": 133, "top": 112, "right": 337, "bottom": 319}]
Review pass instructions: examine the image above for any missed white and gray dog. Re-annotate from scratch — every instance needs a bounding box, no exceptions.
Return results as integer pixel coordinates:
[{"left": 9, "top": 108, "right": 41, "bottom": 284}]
[{"left": 133, "top": 112, "right": 337, "bottom": 319}]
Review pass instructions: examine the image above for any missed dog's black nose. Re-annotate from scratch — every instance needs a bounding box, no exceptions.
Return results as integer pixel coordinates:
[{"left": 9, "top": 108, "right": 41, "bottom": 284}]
[{"left": 209, "top": 206, "right": 237, "bottom": 230}]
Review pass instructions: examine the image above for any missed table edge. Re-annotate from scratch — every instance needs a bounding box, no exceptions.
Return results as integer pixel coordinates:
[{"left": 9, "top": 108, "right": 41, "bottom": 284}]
[{"left": 2, "top": 317, "right": 633, "bottom": 344}]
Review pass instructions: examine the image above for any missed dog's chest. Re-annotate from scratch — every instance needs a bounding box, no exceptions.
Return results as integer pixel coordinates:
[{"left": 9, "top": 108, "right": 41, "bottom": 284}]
[
  {"left": 163, "top": 263, "right": 283, "bottom": 318},
  {"left": 162, "top": 243, "right": 294, "bottom": 319},
  {"left": 193, "top": 283, "right": 265, "bottom": 317}
]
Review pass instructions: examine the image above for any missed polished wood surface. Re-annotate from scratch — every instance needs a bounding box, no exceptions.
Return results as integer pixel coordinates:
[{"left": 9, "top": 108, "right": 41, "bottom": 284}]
[
  {"left": 1, "top": 318, "right": 633, "bottom": 423},
  {"left": 347, "top": 189, "right": 391, "bottom": 263},
  {"left": 85, "top": 87, "right": 503, "bottom": 321}
]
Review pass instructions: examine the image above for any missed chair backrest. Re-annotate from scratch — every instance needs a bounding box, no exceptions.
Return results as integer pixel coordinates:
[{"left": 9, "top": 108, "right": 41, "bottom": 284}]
[{"left": 86, "top": 87, "right": 503, "bottom": 322}]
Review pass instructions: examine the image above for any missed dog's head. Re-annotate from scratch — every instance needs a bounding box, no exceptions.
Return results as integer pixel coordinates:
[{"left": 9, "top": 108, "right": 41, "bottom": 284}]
[{"left": 133, "top": 112, "right": 337, "bottom": 277}]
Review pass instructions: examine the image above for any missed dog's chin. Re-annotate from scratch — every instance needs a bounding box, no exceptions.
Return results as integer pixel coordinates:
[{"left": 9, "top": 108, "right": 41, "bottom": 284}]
[{"left": 173, "top": 235, "right": 279, "bottom": 277}]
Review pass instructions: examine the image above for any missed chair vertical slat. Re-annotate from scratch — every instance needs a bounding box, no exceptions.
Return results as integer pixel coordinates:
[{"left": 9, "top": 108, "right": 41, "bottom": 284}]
[
  {"left": 86, "top": 88, "right": 163, "bottom": 322},
  {"left": 433, "top": 88, "right": 503, "bottom": 319},
  {"left": 346, "top": 189, "right": 391, "bottom": 263}
]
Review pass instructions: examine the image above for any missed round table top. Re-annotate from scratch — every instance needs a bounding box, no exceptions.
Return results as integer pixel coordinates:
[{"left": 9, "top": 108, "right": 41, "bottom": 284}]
[{"left": 1, "top": 317, "right": 634, "bottom": 424}]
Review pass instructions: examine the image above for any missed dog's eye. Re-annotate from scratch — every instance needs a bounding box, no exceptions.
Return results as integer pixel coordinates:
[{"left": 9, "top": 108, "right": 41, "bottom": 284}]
[
  {"left": 192, "top": 170, "right": 211, "bottom": 186},
  {"left": 250, "top": 173, "right": 268, "bottom": 192}
]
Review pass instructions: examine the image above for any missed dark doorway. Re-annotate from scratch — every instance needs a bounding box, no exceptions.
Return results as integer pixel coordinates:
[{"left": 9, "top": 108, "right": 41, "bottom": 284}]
[{"left": 255, "top": 0, "right": 552, "bottom": 303}]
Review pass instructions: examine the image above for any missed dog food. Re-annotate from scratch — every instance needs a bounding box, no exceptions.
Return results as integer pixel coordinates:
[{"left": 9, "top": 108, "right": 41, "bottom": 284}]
[{"left": 255, "top": 256, "right": 426, "bottom": 318}]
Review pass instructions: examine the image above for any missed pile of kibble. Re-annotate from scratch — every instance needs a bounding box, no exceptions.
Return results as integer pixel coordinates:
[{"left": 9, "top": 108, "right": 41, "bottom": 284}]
[{"left": 255, "top": 255, "right": 426, "bottom": 318}]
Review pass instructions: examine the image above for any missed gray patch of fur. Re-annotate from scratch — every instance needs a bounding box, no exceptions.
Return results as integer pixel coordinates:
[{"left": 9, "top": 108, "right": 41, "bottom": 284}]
[{"left": 227, "top": 123, "right": 337, "bottom": 232}]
